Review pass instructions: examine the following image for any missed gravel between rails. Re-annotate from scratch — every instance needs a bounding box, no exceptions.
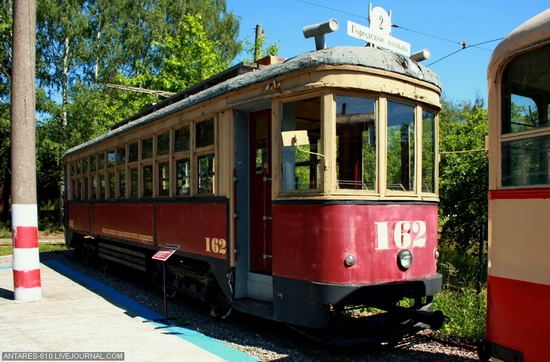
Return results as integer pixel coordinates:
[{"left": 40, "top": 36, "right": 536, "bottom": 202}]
[{"left": 26, "top": 250, "right": 480, "bottom": 362}]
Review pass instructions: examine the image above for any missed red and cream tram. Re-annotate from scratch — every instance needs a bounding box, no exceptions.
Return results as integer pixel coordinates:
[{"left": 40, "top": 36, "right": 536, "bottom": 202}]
[
  {"left": 479, "top": 8, "right": 550, "bottom": 362},
  {"left": 63, "top": 22, "right": 445, "bottom": 344}
]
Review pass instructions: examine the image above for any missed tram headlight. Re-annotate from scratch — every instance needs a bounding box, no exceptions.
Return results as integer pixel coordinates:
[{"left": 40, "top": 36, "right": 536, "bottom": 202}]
[{"left": 397, "top": 249, "right": 413, "bottom": 271}]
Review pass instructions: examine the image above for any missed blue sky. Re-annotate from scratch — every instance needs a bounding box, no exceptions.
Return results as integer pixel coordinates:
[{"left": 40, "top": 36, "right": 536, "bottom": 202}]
[{"left": 226, "top": 1, "right": 548, "bottom": 104}]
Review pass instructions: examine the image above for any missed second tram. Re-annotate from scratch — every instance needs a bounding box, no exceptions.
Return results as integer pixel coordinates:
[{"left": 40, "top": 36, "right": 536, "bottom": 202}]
[{"left": 479, "top": 8, "right": 550, "bottom": 362}]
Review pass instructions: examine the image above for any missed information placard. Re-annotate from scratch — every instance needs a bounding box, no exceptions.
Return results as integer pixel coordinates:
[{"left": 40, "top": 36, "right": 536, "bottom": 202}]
[{"left": 152, "top": 244, "right": 180, "bottom": 261}]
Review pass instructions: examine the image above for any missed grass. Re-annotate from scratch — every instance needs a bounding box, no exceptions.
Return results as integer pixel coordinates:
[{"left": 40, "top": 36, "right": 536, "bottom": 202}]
[
  {"left": 0, "top": 219, "right": 66, "bottom": 257},
  {"left": 0, "top": 243, "right": 67, "bottom": 257},
  {"left": 433, "top": 245, "right": 487, "bottom": 344}
]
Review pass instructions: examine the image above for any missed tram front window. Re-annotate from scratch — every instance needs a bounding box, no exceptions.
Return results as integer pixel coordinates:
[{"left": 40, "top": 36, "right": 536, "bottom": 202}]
[
  {"left": 335, "top": 95, "right": 376, "bottom": 190},
  {"left": 387, "top": 101, "right": 415, "bottom": 192},
  {"left": 281, "top": 97, "right": 321, "bottom": 190},
  {"left": 502, "top": 44, "right": 550, "bottom": 186}
]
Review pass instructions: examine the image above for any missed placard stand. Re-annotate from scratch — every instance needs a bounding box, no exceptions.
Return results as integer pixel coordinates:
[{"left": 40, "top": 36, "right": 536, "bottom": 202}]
[{"left": 151, "top": 244, "right": 180, "bottom": 323}]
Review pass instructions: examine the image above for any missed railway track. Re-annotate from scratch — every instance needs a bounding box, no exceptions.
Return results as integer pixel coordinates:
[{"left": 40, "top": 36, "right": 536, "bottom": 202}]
[{"left": 37, "top": 250, "right": 480, "bottom": 362}]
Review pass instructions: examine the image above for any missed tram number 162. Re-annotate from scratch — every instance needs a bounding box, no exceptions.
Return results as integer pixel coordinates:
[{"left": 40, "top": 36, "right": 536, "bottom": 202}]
[
  {"left": 375, "top": 221, "right": 427, "bottom": 250},
  {"left": 205, "top": 237, "right": 227, "bottom": 255}
]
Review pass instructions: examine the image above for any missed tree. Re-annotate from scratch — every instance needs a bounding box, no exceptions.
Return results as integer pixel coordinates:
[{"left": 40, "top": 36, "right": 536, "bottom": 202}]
[
  {"left": 438, "top": 96, "right": 488, "bottom": 252},
  {"left": 241, "top": 31, "right": 280, "bottom": 62},
  {"left": 31, "top": 0, "right": 241, "bottom": 216}
]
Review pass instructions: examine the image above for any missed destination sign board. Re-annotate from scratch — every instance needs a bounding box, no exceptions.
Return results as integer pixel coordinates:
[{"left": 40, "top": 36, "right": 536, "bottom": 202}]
[
  {"left": 347, "top": 20, "right": 410, "bottom": 57},
  {"left": 346, "top": 5, "right": 411, "bottom": 57}
]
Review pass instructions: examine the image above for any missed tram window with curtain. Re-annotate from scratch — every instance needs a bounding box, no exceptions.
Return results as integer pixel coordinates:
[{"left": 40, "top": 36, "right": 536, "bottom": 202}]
[
  {"left": 281, "top": 97, "right": 322, "bottom": 190},
  {"left": 502, "top": 44, "right": 550, "bottom": 186},
  {"left": 335, "top": 95, "right": 376, "bottom": 191}
]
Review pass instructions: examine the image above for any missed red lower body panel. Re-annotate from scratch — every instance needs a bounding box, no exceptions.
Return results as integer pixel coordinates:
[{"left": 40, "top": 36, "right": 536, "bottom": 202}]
[
  {"left": 272, "top": 203, "right": 438, "bottom": 284},
  {"left": 486, "top": 274, "right": 550, "bottom": 361},
  {"left": 93, "top": 203, "right": 154, "bottom": 243},
  {"left": 68, "top": 201, "right": 227, "bottom": 260}
]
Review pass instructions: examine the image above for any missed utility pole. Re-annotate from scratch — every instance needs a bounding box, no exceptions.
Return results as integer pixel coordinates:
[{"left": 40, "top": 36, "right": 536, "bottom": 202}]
[
  {"left": 11, "top": 0, "right": 41, "bottom": 301},
  {"left": 254, "top": 24, "right": 263, "bottom": 61}
]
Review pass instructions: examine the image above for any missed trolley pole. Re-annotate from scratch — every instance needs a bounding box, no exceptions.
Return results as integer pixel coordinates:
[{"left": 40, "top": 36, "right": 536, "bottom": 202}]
[{"left": 11, "top": 0, "right": 41, "bottom": 301}]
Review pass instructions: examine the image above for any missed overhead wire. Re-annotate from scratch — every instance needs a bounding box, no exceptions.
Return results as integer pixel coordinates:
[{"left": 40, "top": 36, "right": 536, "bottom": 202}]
[
  {"left": 296, "top": 0, "right": 505, "bottom": 66},
  {"left": 426, "top": 38, "right": 504, "bottom": 67}
]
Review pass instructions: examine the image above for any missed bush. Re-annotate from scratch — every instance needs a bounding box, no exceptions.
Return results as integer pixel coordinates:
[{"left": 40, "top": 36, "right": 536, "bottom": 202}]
[
  {"left": 434, "top": 245, "right": 487, "bottom": 343},
  {"left": 434, "top": 287, "right": 486, "bottom": 343}
]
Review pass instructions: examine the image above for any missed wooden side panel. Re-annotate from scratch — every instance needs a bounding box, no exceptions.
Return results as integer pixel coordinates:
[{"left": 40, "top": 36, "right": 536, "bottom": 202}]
[
  {"left": 155, "top": 203, "right": 228, "bottom": 259},
  {"left": 272, "top": 203, "right": 438, "bottom": 284},
  {"left": 92, "top": 203, "right": 154, "bottom": 244},
  {"left": 67, "top": 203, "right": 91, "bottom": 233}
]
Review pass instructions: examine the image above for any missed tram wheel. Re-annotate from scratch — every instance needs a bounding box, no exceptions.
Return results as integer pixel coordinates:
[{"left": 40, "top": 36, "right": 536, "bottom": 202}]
[
  {"left": 210, "top": 302, "right": 233, "bottom": 320},
  {"left": 210, "top": 291, "right": 233, "bottom": 320}
]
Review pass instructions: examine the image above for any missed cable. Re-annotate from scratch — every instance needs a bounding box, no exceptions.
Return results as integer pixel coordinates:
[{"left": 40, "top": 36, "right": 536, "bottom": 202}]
[
  {"left": 296, "top": 0, "right": 364, "bottom": 19},
  {"left": 427, "top": 38, "right": 503, "bottom": 66},
  {"left": 296, "top": 0, "right": 504, "bottom": 67}
]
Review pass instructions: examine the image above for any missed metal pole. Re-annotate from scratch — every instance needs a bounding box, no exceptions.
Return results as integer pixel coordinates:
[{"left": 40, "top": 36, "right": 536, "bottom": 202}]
[
  {"left": 11, "top": 0, "right": 41, "bottom": 301},
  {"left": 254, "top": 24, "right": 263, "bottom": 61},
  {"left": 163, "top": 262, "right": 168, "bottom": 321},
  {"left": 477, "top": 224, "right": 485, "bottom": 294}
]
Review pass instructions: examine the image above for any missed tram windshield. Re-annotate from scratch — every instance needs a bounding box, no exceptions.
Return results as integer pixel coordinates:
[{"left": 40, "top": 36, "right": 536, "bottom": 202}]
[
  {"left": 336, "top": 95, "right": 376, "bottom": 190},
  {"left": 502, "top": 44, "right": 550, "bottom": 186},
  {"left": 281, "top": 97, "right": 322, "bottom": 190},
  {"left": 281, "top": 94, "right": 438, "bottom": 196}
]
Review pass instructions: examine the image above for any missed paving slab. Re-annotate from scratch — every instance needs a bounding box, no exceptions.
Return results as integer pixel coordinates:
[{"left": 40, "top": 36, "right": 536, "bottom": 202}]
[{"left": 0, "top": 259, "right": 257, "bottom": 362}]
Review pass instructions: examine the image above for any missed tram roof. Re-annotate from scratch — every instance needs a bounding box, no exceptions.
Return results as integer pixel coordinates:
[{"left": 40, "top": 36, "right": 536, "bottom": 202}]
[
  {"left": 489, "top": 8, "right": 550, "bottom": 77},
  {"left": 65, "top": 45, "right": 441, "bottom": 157}
]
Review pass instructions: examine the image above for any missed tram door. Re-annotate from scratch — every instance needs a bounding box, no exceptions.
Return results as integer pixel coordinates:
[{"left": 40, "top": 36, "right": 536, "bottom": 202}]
[{"left": 249, "top": 110, "right": 272, "bottom": 274}]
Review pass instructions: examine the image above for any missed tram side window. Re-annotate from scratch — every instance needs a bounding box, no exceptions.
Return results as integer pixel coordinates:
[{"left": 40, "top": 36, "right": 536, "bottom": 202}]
[
  {"left": 176, "top": 158, "right": 191, "bottom": 196},
  {"left": 98, "top": 153, "right": 105, "bottom": 199},
  {"left": 281, "top": 97, "right": 321, "bottom": 190},
  {"left": 422, "top": 110, "right": 436, "bottom": 193},
  {"left": 335, "top": 95, "right": 376, "bottom": 190},
  {"left": 107, "top": 150, "right": 115, "bottom": 199},
  {"left": 90, "top": 155, "right": 97, "bottom": 199},
  {"left": 142, "top": 138, "right": 153, "bottom": 197},
  {"left": 174, "top": 125, "right": 190, "bottom": 152},
  {"left": 502, "top": 44, "right": 550, "bottom": 186},
  {"left": 143, "top": 164, "right": 153, "bottom": 197},
  {"left": 117, "top": 147, "right": 126, "bottom": 198},
  {"left": 157, "top": 132, "right": 170, "bottom": 196},
  {"left": 128, "top": 142, "right": 138, "bottom": 198},
  {"left": 198, "top": 154, "right": 214, "bottom": 194},
  {"left": 196, "top": 119, "right": 215, "bottom": 195},
  {"left": 387, "top": 101, "right": 415, "bottom": 192},
  {"left": 158, "top": 161, "right": 170, "bottom": 196},
  {"left": 130, "top": 168, "right": 138, "bottom": 198},
  {"left": 82, "top": 158, "right": 89, "bottom": 199},
  {"left": 502, "top": 136, "right": 550, "bottom": 186},
  {"left": 174, "top": 125, "right": 191, "bottom": 196}
]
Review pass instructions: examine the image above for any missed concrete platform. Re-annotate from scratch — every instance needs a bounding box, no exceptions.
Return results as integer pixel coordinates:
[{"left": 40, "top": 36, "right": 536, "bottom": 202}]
[{"left": 0, "top": 259, "right": 258, "bottom": 362}]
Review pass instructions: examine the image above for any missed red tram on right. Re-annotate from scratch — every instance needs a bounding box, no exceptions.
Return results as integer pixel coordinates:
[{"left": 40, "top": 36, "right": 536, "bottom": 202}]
[{"left": 479, "top": 8, "right": 550, "bottom": 362}]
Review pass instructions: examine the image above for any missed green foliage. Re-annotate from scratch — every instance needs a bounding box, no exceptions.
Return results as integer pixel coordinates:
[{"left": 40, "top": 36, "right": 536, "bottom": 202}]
[
  {"left": 434, "top": 287, "right": 486, "bottom": 343},
  {"left": 433, "top": 245, "right": 487, "bottom": 343},
  {"left": 242, "top": 32, "right": 280, "bottom": 62},
  {"left": 0, "top": 243, "right": 67, "bottom": 257},
  {"left": 438, "top": 97, "right": 488, "bottom": 252},
  {"left": 0, "top": 0, "right": 242, "bottom": 217},
  {"left": 127, "top": 14, "right": 228, "bottom": 93}
]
